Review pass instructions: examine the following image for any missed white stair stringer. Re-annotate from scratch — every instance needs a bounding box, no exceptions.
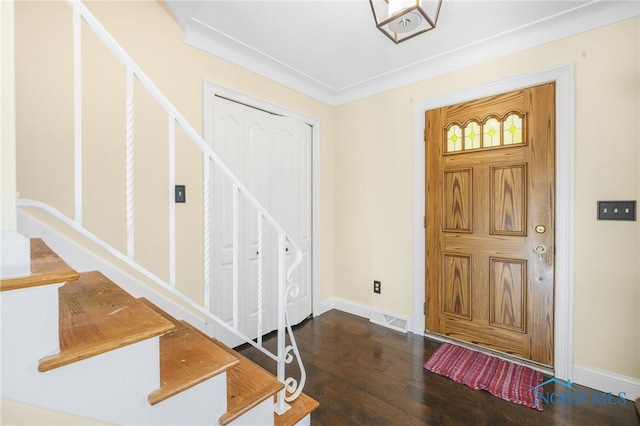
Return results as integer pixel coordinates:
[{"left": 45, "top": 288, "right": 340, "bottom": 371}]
[{"left": 0, "top": 281, "right": 229, "bottom": 425}]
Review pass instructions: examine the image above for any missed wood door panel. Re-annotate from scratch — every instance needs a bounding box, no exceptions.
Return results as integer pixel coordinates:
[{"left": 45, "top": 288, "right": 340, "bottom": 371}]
[
  {"left": 443, "top": 169, "right": 472, "bottom": 233},
  {"left": 444, "top": 315, "right": 531, "bottom": 359},
  {"left": 443, "top": 234, "right": 527, "bottom": 254},
  {"left": 442, "top": 253, "right": 472, "bottom": 319},
  {"left": 426, "top": 83, "right": 555, "bottom": 367},
  {"left": 489, "top": 257, "right": 526, "bottom": 332},
  {"left": 490, "top": 164, "right": 527, "bottom": 235}
]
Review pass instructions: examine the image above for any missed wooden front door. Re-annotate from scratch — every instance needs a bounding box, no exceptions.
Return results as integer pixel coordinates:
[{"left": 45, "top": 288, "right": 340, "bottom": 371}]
[{"left": 425, "top": 83, "right": 555, "bottom": 367}]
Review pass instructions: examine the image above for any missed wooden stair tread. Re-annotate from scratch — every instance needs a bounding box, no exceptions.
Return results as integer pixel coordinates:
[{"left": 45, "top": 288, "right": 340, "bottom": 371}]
[
  {"left": 38, "top": 271, "right": 174, "bottom": 372},
  {"left": 0, "top": 238, "right": 79, "bottom": 292},
  {"left": 7, "top": 240, "right": 316, "bottom": 422},
  {"left": 274, "top": 392, "right": 319, "bottom": 426},
  {"left": 215, "top": 341, "right": 284, "bottom": 425},
  {"left": 141, "top": 300, "right": 240, "bottom": 405}
]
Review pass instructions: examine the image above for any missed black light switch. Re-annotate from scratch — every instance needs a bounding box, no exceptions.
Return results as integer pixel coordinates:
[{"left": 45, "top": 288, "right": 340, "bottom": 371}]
[
  {"left": 597, "top": 201, "right": 636, "bottom": 221},
  {"left": 175, "top": 185, "right": 186, "bottom": 203}
]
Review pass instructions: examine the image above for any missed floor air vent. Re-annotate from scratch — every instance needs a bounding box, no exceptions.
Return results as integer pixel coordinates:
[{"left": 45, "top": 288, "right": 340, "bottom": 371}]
[{"left": 369, "top": 311, "right": 408, "bottom": 333}]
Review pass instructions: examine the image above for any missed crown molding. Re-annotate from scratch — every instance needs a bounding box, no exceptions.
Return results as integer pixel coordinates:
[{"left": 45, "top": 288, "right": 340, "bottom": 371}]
[{"left": 176, "top": 1, "right": 639, "bottom": 106}]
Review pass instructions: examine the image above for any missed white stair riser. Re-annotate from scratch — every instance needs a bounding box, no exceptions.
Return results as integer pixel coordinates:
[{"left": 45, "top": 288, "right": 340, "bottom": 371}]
[
  {"left": 0, "top": 284, "right": 229, "bottom": 425},
  {"left": 229, "top": 397, "right": 274, "bottom": 426},
  {"left": 296, "top": 413, "right": 311, "bottom": 425},
  {"left": 4, "top": 314, "right": 231, "bottom": 425},
  {"left": 0, "top": 232, "right": 32, "bottom": 278},
  {"left": 1, "top": 284, "right": 62, "bottom": 367},
  {"left": 10, "top": 339, "right": 160, "bottom": 424},
  {"left": 147, "top": 374, "right": 227, "bottom": 426}
]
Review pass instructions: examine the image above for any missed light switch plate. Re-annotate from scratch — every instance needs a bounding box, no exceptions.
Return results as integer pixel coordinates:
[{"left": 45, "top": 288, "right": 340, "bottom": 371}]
[
  {"left": 597, "top": 200, "right": 636, "bottom": 221},
  {"left": 175, "top": 185, "right": 186, "bottom": 203}
]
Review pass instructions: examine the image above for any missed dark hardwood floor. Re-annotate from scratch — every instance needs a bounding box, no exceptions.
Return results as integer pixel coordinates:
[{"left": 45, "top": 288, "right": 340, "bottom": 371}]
[{"left": 238, "top": 309, "right": 639, "bottom": 425}]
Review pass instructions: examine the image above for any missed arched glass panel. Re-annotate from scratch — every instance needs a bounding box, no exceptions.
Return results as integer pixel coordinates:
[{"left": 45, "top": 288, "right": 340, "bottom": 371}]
[
  {"left": 464, "top": 121, "right": 481, "bottom": 150},
  {"left": 503, "top": 113, "right": 523, "bottom": 145},
  {"left": 447, "top": 124, "right": 462, "bottom": 152},
  {"left": 483, "top": 117, "right": 500, "bottom": 147}
]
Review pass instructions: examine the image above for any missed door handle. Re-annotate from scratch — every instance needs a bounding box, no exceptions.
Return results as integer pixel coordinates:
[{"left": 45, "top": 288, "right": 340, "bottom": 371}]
[{"left": 533, "top": 244, "right": 547, "bottom": 259}]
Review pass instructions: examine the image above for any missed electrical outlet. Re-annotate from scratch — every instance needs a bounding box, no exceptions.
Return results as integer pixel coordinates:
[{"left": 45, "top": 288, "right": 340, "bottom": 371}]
[
  {"left": 175, "top": 185, "right": 186, "bottom": 203},
  {"left": 373, "top": 280, "right": 381, "bottom": 294},
  {"left": 597, "top": 200, "right": 636, "bottom": 221}
]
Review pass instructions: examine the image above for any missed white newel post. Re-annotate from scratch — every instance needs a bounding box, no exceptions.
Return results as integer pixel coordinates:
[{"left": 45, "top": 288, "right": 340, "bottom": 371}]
[{"left": 1, "top": 0, "right": 31, "bottom": 279}]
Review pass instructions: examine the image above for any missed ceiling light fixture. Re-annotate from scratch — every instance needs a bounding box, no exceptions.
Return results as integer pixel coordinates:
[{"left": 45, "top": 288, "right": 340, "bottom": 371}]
[{"left": 369, "top": 0, "right": 442, "bottom": 44}]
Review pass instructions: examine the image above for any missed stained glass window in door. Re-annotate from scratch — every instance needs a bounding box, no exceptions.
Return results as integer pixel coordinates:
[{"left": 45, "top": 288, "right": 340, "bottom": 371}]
[
  {"left": 483, "top": 117, "right": 501, "bottom": 147},
  {"left": 503, "top": 113, "right": 523, "bottom": 145},
  {"left": 464, "top": 121, "right": 481, "bottom": 150},
  {"left": 447, "top": 124, "right": 462, "bottom": 152}
]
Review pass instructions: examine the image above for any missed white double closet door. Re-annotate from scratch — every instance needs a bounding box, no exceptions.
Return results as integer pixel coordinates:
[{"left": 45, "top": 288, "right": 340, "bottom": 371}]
[{"left": 209, "top": 96, "right": 312, "bottom": 345}]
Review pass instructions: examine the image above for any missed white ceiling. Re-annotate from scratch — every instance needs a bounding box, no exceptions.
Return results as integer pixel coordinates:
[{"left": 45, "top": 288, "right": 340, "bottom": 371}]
[{"left": 164, "top": 0, "right": 639, "bottom": 105}]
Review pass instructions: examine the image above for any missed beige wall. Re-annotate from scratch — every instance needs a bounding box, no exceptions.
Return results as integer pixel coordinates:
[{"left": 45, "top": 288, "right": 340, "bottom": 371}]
[
  {"left": 334, "top": 18, "right": 639, "bottom": 379},
  {"left": 14, "top": 0, "right": 638, "bottom": 387},
  {"left": 14, "top": 0, "right": 336, "bottom": 303}
]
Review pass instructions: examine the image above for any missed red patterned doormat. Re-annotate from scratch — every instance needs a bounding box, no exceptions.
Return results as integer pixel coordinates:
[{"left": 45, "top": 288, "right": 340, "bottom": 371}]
[{"left": 424, "top": 343, "right": 544, "bottom": 410}]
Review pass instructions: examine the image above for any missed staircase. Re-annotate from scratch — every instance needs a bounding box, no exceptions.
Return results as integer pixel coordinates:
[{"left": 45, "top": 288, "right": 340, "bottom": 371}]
[{"left": 0, "top": 238, "right": 318, "bottom": 425}]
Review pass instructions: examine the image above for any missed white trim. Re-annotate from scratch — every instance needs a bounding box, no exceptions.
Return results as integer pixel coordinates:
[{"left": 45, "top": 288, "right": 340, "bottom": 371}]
[
  {"left": 320, "top": 297, "right": 410, "bottom": 334},
  {"left": 174, "top": 1, "right": 638, "bottom": 106},
  {"left": 411, "top": 63, "right": 575, "bottom": 380},
  {"left": 201, "top": 80, "right": 321, "bottom": 320},
  {"left": 332, "top": 1, "right": 637, "bottom": 106},
  {"left": 573, "top": 364, "right": 640, "bottom": 401},
  {"left": 325, "top": 298, "right": 370, "bottom": 319},
  {"left": 1, "top": 0, "right": 19, "bottom": 235},
  {"left": 317, "top": 299, "right": 334, "bottom": 316},
  {"left": 0, "top": 2, "right": 28, "bottom": 279}
]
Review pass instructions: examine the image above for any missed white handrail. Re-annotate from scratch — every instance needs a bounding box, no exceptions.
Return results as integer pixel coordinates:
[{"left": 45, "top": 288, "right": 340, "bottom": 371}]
[
  {"left": 68, "top": 1, "right": 296, "bottom": 248},
  {"left": 19, "top": 0, "right": 306, "bottom": 412}
]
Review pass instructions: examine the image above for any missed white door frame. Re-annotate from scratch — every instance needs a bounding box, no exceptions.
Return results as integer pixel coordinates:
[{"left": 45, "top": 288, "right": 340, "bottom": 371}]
[
  {"left": 202, "top": 80, "right": 321, "bottom": 320},
  {"left": 411, "top": 63, "right": 575, "bottom": 380}
]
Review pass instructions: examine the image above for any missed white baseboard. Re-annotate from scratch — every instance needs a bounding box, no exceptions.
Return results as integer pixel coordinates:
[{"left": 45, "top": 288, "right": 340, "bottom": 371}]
[
  {"left": 573, "top": 364, "right": 640, "bottom": 401},
  {"left": 317, "top": 299, "right": 334, "bottom": 316},
  {"left": 318, "top": 297, "right": 411, "bottom": 334},
  {"left": 331, "top": 298, "right": 372, "bottom": 319}
]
